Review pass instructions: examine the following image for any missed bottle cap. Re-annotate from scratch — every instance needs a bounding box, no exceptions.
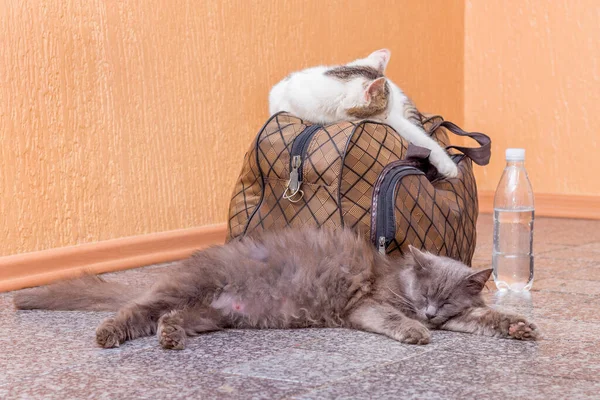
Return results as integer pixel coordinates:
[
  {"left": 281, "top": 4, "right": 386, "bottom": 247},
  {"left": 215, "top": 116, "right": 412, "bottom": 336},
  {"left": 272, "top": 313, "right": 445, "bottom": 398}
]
[{"left": 506, "top": 148, "right": 525, "bottom": 161}]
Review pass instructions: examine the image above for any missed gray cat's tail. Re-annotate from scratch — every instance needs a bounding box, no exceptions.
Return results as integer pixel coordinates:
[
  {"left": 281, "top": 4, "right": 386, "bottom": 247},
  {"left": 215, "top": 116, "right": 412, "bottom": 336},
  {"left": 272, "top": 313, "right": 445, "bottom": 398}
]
[{"left": 13, "top": 275, "right": 144, "bottom": 311}]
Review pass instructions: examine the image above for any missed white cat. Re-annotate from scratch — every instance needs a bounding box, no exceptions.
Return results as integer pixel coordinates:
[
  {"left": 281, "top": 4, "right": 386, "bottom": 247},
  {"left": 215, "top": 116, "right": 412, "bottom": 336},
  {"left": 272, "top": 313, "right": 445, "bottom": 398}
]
[{"left": 268, "top": 49, "right": 458, "bottom": 178}]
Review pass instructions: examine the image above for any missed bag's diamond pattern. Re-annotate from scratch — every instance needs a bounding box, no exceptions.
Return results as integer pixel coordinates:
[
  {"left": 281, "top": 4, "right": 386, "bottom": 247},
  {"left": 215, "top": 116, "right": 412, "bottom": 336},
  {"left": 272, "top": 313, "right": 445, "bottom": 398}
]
[
  {"left": 339, "top": 122, "right": 409, "bottom": 233},
  {"left": 382, "top": 158, "right": 477, "bottom": 265},
  {"left": 226, "top": 112, "right": 483, "bottom": 266}
]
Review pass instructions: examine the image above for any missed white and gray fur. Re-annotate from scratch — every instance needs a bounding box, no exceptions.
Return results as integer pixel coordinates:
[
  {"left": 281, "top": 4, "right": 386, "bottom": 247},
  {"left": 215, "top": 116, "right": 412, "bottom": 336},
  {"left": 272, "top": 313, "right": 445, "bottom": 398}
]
[{"left": 269, "top": 49, "right": 459, "bottom": 178}]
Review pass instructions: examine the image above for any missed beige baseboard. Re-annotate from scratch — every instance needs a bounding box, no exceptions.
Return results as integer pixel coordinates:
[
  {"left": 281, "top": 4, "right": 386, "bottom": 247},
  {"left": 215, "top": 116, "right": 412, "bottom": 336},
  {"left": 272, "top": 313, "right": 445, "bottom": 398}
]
[
  {"left": 0, "top": 223, "right": 227, "bottom": 293},
  {"left": 478, "top": 191, "right": 600, "bottom": 220}
]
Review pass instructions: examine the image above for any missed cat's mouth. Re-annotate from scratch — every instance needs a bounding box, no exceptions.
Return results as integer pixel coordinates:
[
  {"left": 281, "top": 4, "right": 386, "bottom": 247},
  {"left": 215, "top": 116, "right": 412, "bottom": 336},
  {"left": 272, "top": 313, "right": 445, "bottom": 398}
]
[
  {"left": 417, "top": 310, "right": 448, "bottom": 327},
  {"left": 427, "top": 316, "right": 449, "bottom": 327}
]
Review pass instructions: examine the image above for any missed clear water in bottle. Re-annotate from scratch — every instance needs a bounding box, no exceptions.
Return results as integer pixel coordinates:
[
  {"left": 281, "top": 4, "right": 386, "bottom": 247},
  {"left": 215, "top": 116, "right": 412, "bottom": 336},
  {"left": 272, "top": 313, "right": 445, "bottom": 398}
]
[
  {"left": 493, "top": 208, "right": 534, "bottom": 291},
  {"left": 493, "top": 148, "right": 534, "bottom": 292}
]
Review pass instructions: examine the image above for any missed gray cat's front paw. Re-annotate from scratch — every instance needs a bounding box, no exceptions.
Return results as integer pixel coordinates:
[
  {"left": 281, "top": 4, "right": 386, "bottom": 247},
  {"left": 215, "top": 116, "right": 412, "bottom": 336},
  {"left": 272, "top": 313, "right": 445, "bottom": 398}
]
[
  {"left": 158, "top": 312, "right": 187, "bottom": 350},
  {"left": 159, "top": 325, "right": 186, "bottom": 350},
  {"left": 96, "top": 318, "right": 124, "bottom": 348},
  {"left": 397, "top": 321, "right": 431, "bottom": 345},
  {"left": 500, "top": 314, "right": 540, "bottom": 341},
  {"left": 508, "top": 319, "right": 540, "bottom": 341}
]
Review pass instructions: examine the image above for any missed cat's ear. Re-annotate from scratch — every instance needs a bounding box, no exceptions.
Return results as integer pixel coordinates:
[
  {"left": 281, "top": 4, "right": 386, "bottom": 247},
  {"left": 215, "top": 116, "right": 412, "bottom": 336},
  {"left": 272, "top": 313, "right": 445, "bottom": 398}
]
[
  {"left": 367, "top": 49, "right": 391, "bottom": 72},
  {"left": 364, "top": 77, "right": 387, "bottom": 102},
  {"left": 465, "top": 269, "right": 493, "bottom": 294},
  {"left": 408, "top": 245, "right": 430, "bottom": 271}
]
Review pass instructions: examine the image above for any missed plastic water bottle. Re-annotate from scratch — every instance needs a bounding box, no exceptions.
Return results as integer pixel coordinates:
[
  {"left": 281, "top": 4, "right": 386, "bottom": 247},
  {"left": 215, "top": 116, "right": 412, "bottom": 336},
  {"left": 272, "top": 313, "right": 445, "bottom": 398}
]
[{"left": 493, "top": 148, "right": 534, "bottom": 291}]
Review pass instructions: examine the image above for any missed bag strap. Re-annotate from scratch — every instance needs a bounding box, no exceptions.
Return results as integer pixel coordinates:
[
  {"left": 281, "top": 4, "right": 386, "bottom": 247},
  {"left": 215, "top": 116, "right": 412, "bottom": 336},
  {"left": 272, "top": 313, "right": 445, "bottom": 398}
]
[{"left": 430, "top": 120, "right": 491, "bottom": 166}]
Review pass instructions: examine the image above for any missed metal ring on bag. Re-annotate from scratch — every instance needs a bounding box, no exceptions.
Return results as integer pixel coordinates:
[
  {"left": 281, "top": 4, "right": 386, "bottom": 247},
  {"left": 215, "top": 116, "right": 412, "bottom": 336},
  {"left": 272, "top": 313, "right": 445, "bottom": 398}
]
[{"left": 282, "top": 186, "right": 304, "bottom": 203}]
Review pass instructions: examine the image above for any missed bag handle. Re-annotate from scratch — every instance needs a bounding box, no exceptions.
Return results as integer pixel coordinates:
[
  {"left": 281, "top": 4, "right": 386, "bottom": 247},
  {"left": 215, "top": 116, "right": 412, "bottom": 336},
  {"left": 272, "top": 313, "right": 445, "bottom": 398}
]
[{"left": 430, "top": 120, "right": 491, "bottom": 166}]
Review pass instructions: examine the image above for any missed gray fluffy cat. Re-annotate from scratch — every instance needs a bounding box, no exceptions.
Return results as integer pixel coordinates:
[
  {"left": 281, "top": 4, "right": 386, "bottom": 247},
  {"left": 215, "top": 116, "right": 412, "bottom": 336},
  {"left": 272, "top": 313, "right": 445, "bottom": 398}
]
[{"left": 14, "top": 228, "right": 539, "bottom": 349}]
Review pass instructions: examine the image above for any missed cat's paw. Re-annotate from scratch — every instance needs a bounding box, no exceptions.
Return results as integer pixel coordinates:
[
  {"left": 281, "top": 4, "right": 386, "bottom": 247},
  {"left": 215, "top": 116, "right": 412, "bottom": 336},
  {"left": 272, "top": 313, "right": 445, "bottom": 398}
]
[
  {"left": 498, "top": 314, "right": 540, "bottom": 341},
  {"left": 430, "top": 152, "right": 459, "bottom": 178},
  {"left": 507, "top": 319, "right": 540, "bottom": 341},
  {"left": 158, "top": 324, "right": 186, "bottom": 350},
  {"left": 96, "top": 318, "right": 124, "bottom": 348},
  {"left": 436, "top": 160, "right": 459, "bottom": 178},
  {"left": 397, "top": 321, "right": 431, "bottom": 345},
  {"left": 158, "top": 312, "right": 186, "bottom": 350}
]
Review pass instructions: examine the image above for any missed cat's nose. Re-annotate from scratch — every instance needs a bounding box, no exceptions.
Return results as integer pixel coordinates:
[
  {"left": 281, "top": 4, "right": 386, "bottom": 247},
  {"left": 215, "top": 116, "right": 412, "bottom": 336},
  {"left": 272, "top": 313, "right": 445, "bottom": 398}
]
[{"left": 425, "top": 305, "right": 437, "bottom": 320}]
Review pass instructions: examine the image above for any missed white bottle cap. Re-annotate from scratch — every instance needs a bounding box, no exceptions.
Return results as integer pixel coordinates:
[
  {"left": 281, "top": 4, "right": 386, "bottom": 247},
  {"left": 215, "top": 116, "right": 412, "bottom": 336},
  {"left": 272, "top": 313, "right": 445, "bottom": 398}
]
[{"left": 506, "top": 148, "right": 525, "bottom": 161}]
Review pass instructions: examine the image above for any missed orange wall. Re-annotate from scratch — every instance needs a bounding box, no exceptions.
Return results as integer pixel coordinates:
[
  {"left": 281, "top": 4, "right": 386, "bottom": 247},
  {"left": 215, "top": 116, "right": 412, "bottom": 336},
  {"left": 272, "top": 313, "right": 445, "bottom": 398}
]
[
  {"left": 465, "top": 0, "right": 600, "bottom": 196},
  {"left": 0, "top": 0, "right": 464, "bottom": 257}
]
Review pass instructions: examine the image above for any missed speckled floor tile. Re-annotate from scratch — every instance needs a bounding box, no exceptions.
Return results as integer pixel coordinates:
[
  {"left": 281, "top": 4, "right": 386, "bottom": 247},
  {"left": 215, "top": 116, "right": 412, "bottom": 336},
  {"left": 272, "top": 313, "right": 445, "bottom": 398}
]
[
  {"left": 120, "top": 328, "right": 331, "bottom": 373},
  {"left": 222, "top": 348, "right": 393, "bottom": 386},
  {"left": 534, "top": 278, "right": 600, "bottom": 296},
  {"left": 534, "top": 220, "right": 600, "bottom": 246},
  {"left": 556, "top": 265, "right": 600, "bottom": 281},
  {"left": 0, "top": 294, "right": 13, "bottom": 315},
  {"left": 532, "top": 318, "right": 600, "bottom": 343},
  {"left": 532, "top": 256, "right": 599, "bottom": 280},
  {"left": 294, "top": 352, "right": 600, "bottom": 400},
  {"left": 543, "top": 247, "right": 600, "bottom": 262},
  {"left": 531, "top": 292, "right": 600, "bottom": 322},
  {"left": 436, "top": 329, "right": 600, "bottom": 375},
  {"left": 483, "top": 290, "right": 600, "bottom": 323},
  {"left": 0, "top": 309, "right": 155, "bottom": 386},
  {"left": 576, "top": 242, "right": 600, "bottom": 253},
  {"left": 436, "top": 331, "right": 543, "bottom": 357},
  {"left": 0, "top": 355, "right": 307, "bottom": 400},
  {"left": 295, "top": 329, "right": 456, "bottom": 363}
]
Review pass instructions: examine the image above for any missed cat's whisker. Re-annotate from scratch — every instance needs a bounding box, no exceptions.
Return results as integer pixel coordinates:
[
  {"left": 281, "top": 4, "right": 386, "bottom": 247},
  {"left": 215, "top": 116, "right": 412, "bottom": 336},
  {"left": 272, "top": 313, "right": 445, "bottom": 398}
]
[{"left": 386, "top": 285, "right": 416, "bottom": 312}]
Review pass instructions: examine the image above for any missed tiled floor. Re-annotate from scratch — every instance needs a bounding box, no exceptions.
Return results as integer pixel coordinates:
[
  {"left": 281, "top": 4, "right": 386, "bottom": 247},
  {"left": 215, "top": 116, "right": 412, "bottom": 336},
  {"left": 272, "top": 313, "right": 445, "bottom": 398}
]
[{"left": 2, "top": 215, "right": 600, "bottom": 399}]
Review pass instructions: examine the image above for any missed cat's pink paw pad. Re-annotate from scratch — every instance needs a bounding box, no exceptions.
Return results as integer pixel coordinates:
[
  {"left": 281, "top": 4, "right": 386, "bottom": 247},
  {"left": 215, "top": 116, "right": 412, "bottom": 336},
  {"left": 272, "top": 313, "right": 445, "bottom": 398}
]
[
  {"left": 508, "top": 320, "right": 540, "bottom": 340},
  {"left": 96, "top": 319, "right": 123, "bottom": 348}
]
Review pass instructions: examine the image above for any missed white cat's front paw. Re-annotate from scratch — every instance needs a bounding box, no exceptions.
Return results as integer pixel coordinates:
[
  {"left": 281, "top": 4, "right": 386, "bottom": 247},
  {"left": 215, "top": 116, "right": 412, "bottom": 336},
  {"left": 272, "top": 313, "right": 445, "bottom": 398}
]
[{"left": 431, "top": 153, "right": 458, "bottom": 178}]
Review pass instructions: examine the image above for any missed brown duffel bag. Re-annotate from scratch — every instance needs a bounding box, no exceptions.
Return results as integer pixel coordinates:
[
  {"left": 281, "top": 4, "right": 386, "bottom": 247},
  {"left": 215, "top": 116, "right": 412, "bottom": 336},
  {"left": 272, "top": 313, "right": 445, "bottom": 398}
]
[{"left": 226, "top": 112, "right": 491, "bottom": 265}]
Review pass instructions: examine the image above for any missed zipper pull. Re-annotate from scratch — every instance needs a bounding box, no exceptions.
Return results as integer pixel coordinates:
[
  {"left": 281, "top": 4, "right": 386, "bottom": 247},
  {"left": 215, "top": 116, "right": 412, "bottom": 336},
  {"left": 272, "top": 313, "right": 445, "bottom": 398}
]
[
  {"left": 283, "top": 155, "right": 304, "bottom": 203},
  {"left": 378, "top": 236, "right": 386, "bottom": 255},
  {"left": 288, "top": 155, "right": 301, "bottom": 193}
]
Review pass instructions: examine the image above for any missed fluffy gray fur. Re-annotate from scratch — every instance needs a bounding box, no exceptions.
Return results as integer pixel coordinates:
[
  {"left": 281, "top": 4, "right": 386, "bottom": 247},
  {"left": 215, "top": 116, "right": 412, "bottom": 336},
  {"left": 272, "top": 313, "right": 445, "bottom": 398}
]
[{"left": 14, "top": 228, "right": 540, "bottom": 350}]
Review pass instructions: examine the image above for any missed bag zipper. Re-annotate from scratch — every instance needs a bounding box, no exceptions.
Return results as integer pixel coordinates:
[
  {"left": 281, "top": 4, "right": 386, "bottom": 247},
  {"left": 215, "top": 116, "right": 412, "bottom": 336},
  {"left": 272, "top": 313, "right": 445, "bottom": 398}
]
[
  {"left": 283, "top": 124, "right": 322, "bottom": 202},
  {"left": 370, "top": 162, "right": 425, "bottom": 254}
]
